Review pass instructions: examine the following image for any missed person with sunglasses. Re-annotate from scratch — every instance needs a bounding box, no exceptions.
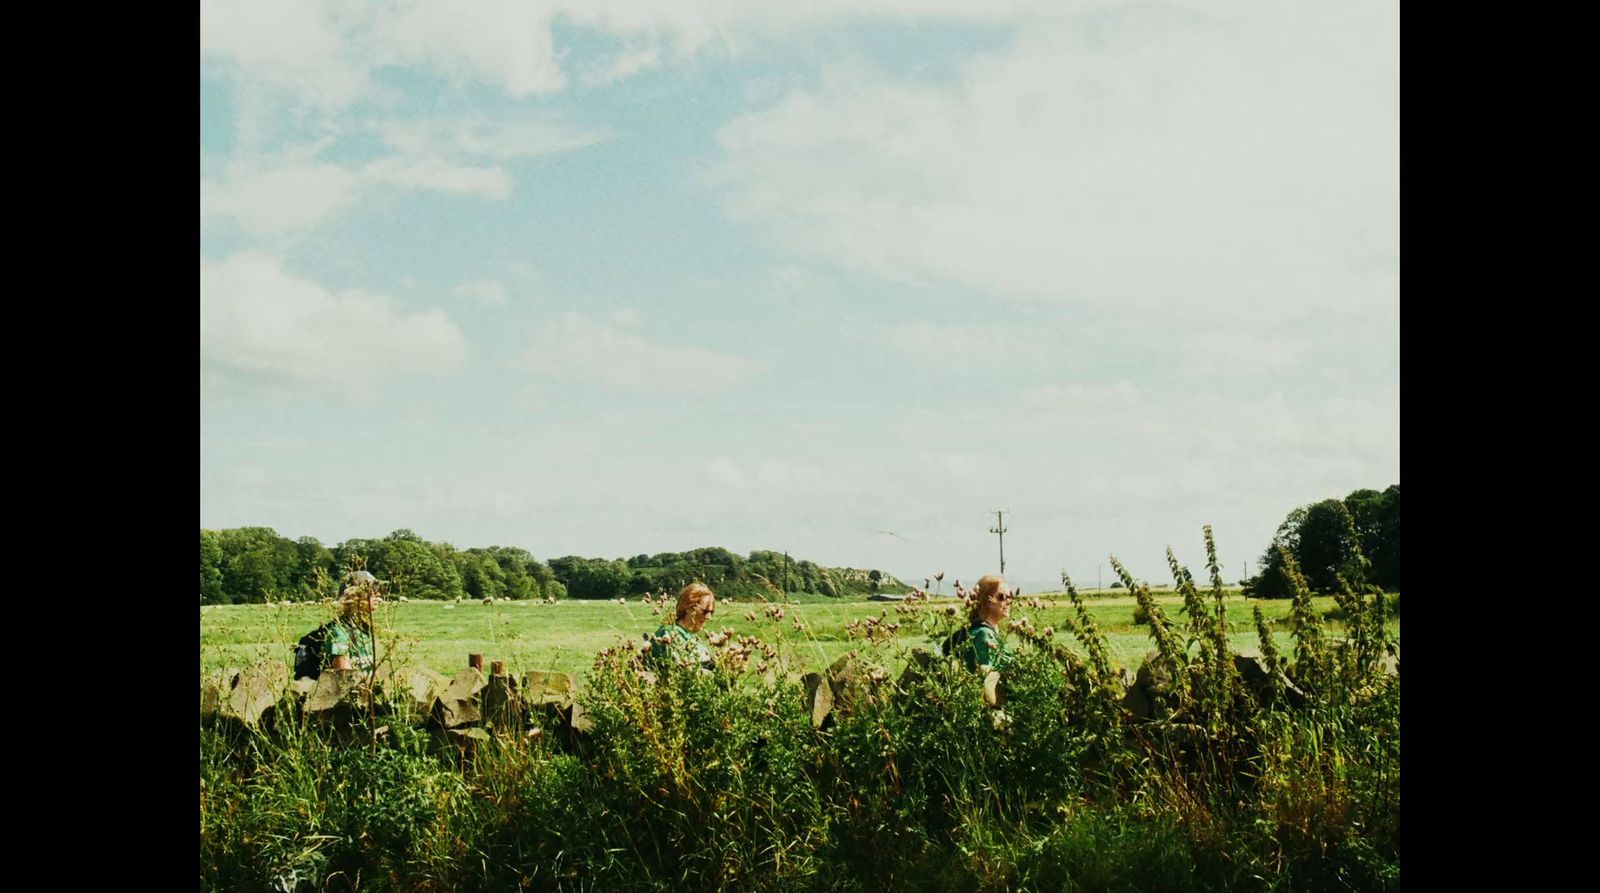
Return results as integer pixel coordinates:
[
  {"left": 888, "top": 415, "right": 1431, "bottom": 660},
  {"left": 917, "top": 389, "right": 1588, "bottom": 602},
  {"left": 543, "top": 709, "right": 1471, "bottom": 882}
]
[
  {"left": 648, "top": 581, "right": 718, "bottom": 671},
  {"left": 962, "top": 574, "right": 1015, "bottom": 672}
]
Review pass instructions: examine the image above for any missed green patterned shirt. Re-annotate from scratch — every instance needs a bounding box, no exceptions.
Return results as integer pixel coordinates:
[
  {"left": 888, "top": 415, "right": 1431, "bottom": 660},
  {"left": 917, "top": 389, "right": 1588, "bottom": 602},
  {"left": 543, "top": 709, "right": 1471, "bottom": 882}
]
[
  {"left": 967, "top": 624, "right": 1012, "bottom": 671},
  {"left": 650, "top": 623, "right": 712, "bottom": 669},
  {"left": 324, "top": 620, "right": 375, "bottom": 670}
]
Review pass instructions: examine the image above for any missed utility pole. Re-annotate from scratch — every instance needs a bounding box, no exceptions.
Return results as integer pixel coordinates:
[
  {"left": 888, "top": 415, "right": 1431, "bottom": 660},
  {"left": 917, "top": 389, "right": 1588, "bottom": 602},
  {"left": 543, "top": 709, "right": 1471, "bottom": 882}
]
[{"left": 989, "top": 510, "right": 1009, "bottom": 574}]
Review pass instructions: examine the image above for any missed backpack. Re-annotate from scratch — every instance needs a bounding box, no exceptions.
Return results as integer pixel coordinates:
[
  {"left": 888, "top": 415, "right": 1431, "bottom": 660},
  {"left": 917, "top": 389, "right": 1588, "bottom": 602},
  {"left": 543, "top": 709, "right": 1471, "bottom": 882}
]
[
  {"left": 293, "top": 621, "right": 338, "bottom": 680},
  {"left": 939, "top": 625, "right": 971, "bottom": 660}
]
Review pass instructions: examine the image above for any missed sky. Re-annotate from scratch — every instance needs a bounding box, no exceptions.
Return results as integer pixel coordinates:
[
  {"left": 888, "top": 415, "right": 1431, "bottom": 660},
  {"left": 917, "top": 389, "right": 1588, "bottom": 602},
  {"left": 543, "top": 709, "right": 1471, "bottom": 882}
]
[{"left": 199, "top": 0, "right": 1399, "bottom": 590}]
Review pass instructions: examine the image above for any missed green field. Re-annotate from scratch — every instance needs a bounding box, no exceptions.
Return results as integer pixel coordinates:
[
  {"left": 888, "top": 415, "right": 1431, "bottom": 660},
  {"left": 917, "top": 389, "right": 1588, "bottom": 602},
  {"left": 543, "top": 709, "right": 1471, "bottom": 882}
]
[{"left": 200, "top": 590, "right": 1400, "bottom": 681}]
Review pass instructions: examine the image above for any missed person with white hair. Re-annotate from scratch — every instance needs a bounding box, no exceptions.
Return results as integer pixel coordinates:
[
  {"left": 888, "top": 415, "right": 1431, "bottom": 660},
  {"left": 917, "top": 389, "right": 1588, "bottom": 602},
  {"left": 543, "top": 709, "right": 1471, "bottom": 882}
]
[
  {"left": 326, "top": 570, "right": 384, "bottom": 671},
  {"left": 294, "top": 570, "right": 385, "bottom": 679}
]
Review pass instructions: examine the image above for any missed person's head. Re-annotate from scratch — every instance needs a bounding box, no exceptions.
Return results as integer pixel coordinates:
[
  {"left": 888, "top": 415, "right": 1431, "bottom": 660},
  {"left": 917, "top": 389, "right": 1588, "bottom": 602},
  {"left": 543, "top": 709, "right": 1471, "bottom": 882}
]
[
  {"left": 969, "top": 574, "right": 1012, "bottom": 626},
  {"left": 675, "top": 582, "right": 716, "bottom": 632},
  {"left": 339, "top": 570, "right": 384, "bottom": 623}
]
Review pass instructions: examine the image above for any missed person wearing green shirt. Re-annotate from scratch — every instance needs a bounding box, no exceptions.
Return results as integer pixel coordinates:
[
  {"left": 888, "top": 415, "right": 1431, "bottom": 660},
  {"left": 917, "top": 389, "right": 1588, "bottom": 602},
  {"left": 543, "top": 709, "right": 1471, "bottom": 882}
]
[
  {"left": 325, "top": 570, "right": 383, "bottom": 672},
  {"left": 649, "top": 582, "right": 717, "bottom": 671},
  {"left": 962, "top": 574, "right": 1014, "bottom": 672}
]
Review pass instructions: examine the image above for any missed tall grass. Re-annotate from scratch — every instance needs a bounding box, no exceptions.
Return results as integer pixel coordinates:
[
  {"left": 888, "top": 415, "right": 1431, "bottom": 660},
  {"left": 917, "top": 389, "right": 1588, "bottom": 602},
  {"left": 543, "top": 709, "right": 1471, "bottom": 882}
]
[{"left": 201, "top": 532, "right": 1399, "bottom": 892}]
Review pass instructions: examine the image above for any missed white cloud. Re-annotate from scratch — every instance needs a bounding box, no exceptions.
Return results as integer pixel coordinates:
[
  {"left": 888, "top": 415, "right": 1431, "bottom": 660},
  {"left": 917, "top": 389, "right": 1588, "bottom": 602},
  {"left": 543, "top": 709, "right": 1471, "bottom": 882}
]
[
  {"left": 201, "top": 161, "right": 362, "bottom": 237},
  {"left": 199, "top": 0, "right": 366, "bottom": 108},
  {"left": 202, "top": 112, "right": 605, "bottom": 237},
  {"left": 865, "top": 320, "right": 1071, "bottom": 366},
  {"left": 715, "top": 2, "right": 1398, "bottom": 320},
  {"left": 390, "top": 0, "right": 568, "bottom": 96},
  {"left": 1021, "top": 381, "right": 1143, "bottom": 413},
  {"left": 454, "top": 280, "right": 509, "bottom": 305},
  {"left": 201, "top": 253, "right": 468, "bottom": 400},
  {"left": 920, "top": 451, "right": 978, "bottom": 474},
  {"left": 362, "top": 156, "right": 512, "bottom": 198},
  {"left": 581, "top": 44, "right": 663, "bottom": 86},
  {"left": 202, "top": 151, "right": 514, "bottom": 236},
  {"left": 703, "top": 458, "right": 825, "bottom": 492},
  {"left": 1179, "top": 332, "right": 1309, "bottom": 378},
  {"left": 198, "top": 0, "right": 1197, "bottom": 109},
  {"left": 513, "top": 312, "right": 761, "bottom": 394},
  {"left": 378, "top": 117, "right": 609, "bottom": 161}
]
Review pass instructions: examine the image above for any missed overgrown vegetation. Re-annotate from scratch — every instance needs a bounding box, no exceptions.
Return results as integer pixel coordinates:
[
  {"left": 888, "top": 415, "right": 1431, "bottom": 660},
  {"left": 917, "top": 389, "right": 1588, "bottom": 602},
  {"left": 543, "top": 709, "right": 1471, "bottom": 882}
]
[{"left": 201, "top": 529, "right": 1398, "bottom": 891}]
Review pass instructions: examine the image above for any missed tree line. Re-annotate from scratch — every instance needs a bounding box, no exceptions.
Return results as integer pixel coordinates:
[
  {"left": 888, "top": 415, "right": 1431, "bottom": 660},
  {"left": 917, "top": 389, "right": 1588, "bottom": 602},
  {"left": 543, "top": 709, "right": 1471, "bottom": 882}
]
[
  {"left": 1245, "top": 484, "right": 1400, "bottom": 598},
  {"left": 199, "top": 528, "right": 903, "bottom": 604}
]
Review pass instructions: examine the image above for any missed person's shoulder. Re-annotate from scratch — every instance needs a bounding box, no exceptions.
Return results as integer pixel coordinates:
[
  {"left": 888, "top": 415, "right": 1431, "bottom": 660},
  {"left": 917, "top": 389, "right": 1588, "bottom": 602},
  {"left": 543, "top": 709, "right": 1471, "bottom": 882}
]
[{"left": 970, "top": 624, "right": 999, "bottom": 641}]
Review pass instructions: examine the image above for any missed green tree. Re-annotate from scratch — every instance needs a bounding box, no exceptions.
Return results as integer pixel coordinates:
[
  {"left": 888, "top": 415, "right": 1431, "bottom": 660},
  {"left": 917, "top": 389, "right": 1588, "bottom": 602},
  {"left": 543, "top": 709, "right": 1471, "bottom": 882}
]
[
  {"left": 375, "top": 535, "right": 461, "bottom": 600},
  {"left": 291, "top": 536, "right": 336, "bottom": 600},
  {"left": 1345, "top": 485, "right": 1400, "bottom": 590},
  {"left": 549, "top": 556, "right": 630, "bottom": 600},
  {"left": 217, "top": 527, "right": 297, "bottom": 603},
  {"left": 457, "top": 550, "right": 507, "bottom": 600},
  {"left": 489, "top": 546, "right": 544, "bottom": 600},
  {"left": 1296, "top": 499, "right": 1363, "bottom": 592},
  {"left": 1249, "top": 487, "right": 1400, "bottom": 597},
  {"left": 200, "top": 530, "right": 226, "bottom": 604}
]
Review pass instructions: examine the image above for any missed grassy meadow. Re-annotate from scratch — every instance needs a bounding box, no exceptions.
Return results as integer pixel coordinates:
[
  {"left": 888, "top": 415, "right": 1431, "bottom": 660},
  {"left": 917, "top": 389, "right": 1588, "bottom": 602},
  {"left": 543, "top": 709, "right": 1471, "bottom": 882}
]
[{"left": 200, "top": 589, "right": 1399, "bottom": 681}]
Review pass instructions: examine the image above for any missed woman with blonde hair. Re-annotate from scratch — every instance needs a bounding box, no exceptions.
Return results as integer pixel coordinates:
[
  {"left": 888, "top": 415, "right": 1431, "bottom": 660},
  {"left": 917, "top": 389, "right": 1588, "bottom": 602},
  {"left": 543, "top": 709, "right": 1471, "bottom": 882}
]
[
  {"left": 648, "top": 582, "right": 718, "bottom": 670},
  {"left": 960, "top": 574, "right": 1014, "bottom": 672}
]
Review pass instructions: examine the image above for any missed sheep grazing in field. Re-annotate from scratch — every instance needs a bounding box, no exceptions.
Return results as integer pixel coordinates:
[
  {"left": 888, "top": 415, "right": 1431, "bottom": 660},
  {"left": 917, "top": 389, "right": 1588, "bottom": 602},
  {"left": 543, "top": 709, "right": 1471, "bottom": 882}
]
[
  {"left": 398, "top": 595, "right": 409, "bottom": 603},
  {"left": 483, "top": 596, "right": 495, "bottom": 605},
  {"left": 544, "top": 596, "right": 556, "bottom": 605},
  {"left": 455, "top": 596, "right": 463, "bottom": 604}
]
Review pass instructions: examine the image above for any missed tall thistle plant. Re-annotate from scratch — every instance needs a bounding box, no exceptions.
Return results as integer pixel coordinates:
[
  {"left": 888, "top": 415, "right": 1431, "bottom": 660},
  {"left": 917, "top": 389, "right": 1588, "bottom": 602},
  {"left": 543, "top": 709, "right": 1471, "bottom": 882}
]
[
  {"left": 1201, "top": 527, "right": 1242, "bottom": 722},
  {"left": 1058, "top": 572, "right": 1115, "bottom": 689},
  {"left": 1113, "top": 556, "right": 1187, "bottom": 715},
  {"left": 1278, "top": 547, "right": 1330, "bottom": 694},
  {"left": 1252, "top": 605, "right": 1287, "bottom": 705},
  {"left": 1168, "top": 547, "right": 1209, "bottom": 654},
  {"left": 1057, "top": 572, "right": 1126, "bottom": 742}
]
